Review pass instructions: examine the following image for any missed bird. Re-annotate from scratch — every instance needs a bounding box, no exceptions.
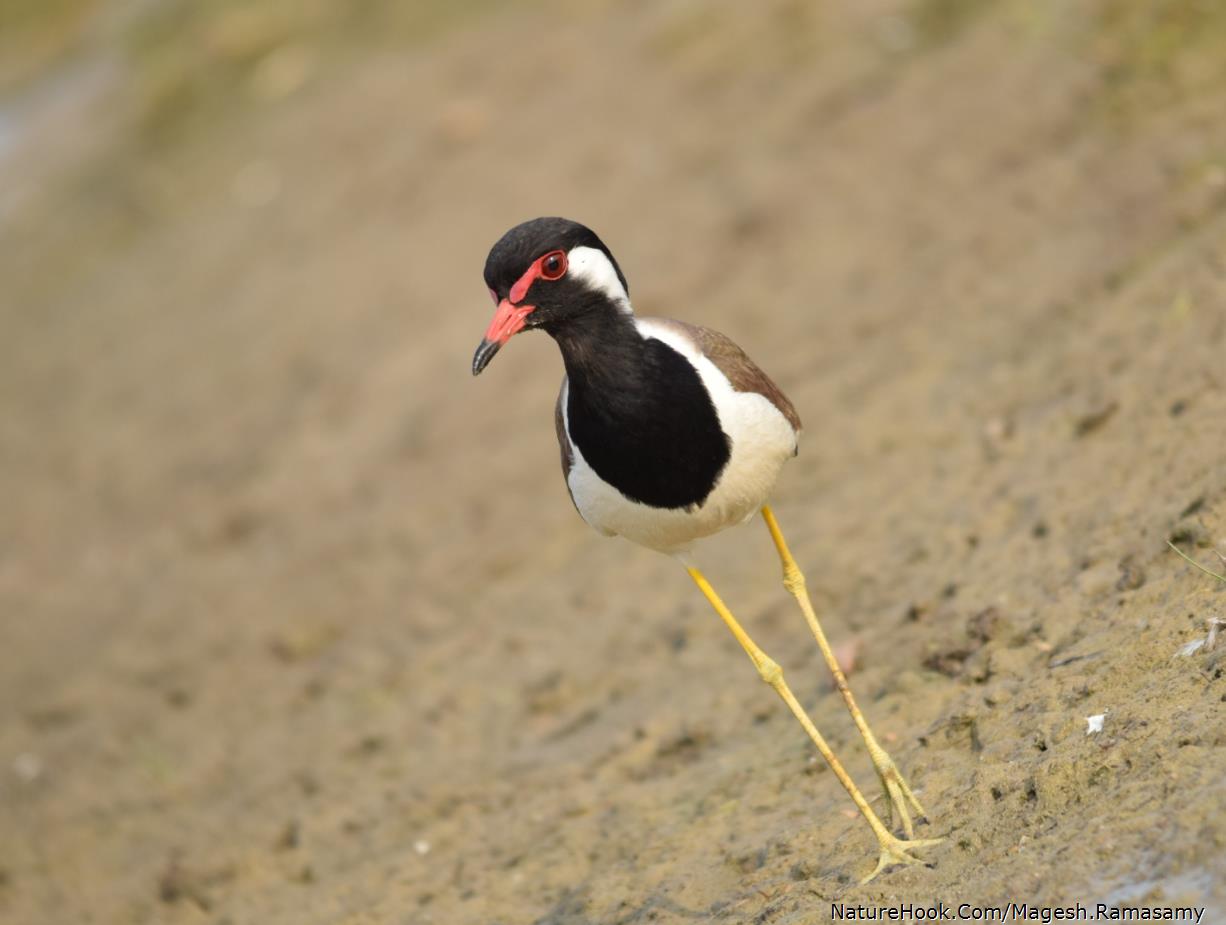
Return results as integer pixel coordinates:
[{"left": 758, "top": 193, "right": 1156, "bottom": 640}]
[{"left": 471, "top": 216, "right": 941, "bottom": 883}]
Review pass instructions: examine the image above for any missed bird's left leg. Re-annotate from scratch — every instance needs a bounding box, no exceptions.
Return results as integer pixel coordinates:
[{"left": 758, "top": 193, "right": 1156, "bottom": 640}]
[
  {"left": 760, "top": 505, "right": 932, "bottom": 838},
  {"left": 684, "top": 564, "right": 939, "bottom": 883}
]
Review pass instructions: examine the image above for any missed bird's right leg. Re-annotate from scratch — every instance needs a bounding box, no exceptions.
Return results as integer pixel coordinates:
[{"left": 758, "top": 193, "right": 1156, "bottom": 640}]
[
  {"left": 685, "top": 566, "right": 940, "bottom": 884},
  {"left": 760, "top": 505, "right": 932, "bottom": 839}
]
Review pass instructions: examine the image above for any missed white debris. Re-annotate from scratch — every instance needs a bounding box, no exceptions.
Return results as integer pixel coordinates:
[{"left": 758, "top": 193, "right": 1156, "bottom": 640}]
[
  {"left": 1207, "top": 617, "right": 1225, "bottom": 652},
  {"left": 1085, "top": 713, "right": 1107, "bottom": 736},
  {"left": 1176, "top": 618, "right": 1226, "bottom": 658},
  {"left": 1177, "top": 638, "right": 1207, "bottom": 658},
  {"left": 413, "top": 839, "right": 431, "bottom": 856}
]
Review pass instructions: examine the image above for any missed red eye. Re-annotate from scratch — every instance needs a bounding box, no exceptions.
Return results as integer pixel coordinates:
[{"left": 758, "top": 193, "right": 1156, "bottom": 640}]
[{"left": 539, "top": 250, "right": 567, "bottom": 280}]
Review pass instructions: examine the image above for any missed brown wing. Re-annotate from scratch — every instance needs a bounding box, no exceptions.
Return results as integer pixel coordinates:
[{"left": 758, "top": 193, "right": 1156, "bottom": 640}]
[{"left": 648, "top": 318, "right": 802, "bottom": 435}]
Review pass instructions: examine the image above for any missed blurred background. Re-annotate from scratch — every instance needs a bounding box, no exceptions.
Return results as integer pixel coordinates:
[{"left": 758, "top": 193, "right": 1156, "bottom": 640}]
[{"left": 2, "top": 1, "right": 1225, "bottom": 923}]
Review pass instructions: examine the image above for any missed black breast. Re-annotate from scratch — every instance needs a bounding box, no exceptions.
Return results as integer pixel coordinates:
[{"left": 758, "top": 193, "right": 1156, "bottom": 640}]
[{"left": 566, "top": 337, "right": 731, "bottom": 509}]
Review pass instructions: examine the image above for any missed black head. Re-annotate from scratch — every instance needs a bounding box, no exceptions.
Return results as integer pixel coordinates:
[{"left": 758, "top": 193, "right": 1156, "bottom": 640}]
[{"left": 473, "top": 217, "right": 631, "bottom": 375}]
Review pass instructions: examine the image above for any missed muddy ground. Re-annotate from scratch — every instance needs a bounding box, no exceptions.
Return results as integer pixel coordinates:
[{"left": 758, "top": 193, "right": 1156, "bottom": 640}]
[{"left": 2, "top": 2, "right": 1225, "bottom": 923}]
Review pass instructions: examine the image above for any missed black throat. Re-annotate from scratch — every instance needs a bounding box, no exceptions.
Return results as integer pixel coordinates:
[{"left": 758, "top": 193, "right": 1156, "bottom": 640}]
[{"left": 550, "top": 309, "right": 731, "bottom": 510}]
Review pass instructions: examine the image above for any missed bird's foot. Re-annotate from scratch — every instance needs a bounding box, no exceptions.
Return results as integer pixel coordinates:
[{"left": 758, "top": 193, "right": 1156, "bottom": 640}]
[
  {"left": 866, "top": 742, "right": 928, "bottom": 838},
  {"left": 860, "top": 832, "right": 943, "bottom": 885}
]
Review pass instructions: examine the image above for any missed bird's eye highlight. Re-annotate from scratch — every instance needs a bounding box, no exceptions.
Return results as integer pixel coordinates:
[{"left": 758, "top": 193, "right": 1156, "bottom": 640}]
[{"left": 540, "top": 250, "right": 567, "bottom": 280}]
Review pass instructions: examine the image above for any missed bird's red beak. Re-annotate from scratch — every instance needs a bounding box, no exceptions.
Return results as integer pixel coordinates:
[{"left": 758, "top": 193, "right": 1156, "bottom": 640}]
[
  {"left": 473, "top": 259, "right": 549, "bottom": 376},
  {"left": 472, "top": 298, "right": 535, "bottom": 376}
]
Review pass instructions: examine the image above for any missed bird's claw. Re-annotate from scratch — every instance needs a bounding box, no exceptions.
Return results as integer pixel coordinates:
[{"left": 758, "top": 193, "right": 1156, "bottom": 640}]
[
  {"left": 861, "top": 833, "right": 944, "bottom": 885},
  {"left": 869, "top": 746, "right": 928, "bottom": 838}
]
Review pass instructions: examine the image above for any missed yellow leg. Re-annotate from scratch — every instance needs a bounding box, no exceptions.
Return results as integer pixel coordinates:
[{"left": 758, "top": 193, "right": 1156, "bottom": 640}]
[
  {"left": 761, "top": 505, "right": 934, "bottom": 839},
  {"left": 686, "top": 566, "right": 940, "bottom": 884}
]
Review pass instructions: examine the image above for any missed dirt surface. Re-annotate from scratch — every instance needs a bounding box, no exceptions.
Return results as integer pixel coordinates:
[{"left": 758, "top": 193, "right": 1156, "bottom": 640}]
[{"left": 3, "top": 2, "right": 1226, "bottom": 923}]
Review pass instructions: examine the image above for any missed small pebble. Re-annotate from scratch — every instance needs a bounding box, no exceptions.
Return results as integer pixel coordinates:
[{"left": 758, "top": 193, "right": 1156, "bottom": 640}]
[
  {"left": 436, "top": 98, "right": 490, "bottom": 146},
  {"left": 12, "top": 752, "right": 42, "bottom": 782}
]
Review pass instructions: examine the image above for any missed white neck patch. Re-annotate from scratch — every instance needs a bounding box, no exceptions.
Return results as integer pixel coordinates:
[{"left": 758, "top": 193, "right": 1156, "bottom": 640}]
[{"left": 567, "top": 246, "right": 632, "bottom": 315}]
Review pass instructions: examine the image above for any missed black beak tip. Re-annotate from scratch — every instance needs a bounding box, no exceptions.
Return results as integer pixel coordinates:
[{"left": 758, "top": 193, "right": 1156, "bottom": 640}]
[{"left": 472, "top": 338, "right": 499, "bottom": 376}]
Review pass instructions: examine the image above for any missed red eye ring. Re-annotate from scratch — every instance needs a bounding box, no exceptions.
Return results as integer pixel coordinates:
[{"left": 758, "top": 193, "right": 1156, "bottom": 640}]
[{"left": 539, "top": 250, "right": 567, "bottom": 281}]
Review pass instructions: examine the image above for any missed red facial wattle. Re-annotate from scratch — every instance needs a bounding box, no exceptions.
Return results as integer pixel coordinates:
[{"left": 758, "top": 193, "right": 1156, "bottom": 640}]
[{"left": 472, "top": 250, "right": 568, "bottom": 376}]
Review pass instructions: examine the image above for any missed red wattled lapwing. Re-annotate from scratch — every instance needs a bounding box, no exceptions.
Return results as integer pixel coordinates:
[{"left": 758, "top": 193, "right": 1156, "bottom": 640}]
[{"left": 472, "top": 217, "right": 941, "bottom": 882}]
